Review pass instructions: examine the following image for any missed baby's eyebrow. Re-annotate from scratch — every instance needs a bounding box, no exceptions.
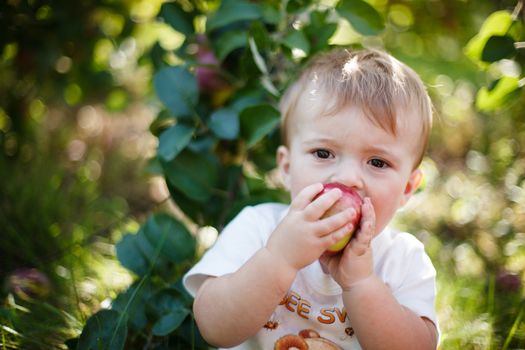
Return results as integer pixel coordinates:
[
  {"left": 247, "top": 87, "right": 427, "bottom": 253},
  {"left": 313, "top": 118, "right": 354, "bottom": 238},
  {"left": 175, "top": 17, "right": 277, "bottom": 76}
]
[
  {"left": 301, "top": 137, "right": 339, "bottom": 147},
  {"left": 366, "top": 145, "right": 402, "bottom": 162}
]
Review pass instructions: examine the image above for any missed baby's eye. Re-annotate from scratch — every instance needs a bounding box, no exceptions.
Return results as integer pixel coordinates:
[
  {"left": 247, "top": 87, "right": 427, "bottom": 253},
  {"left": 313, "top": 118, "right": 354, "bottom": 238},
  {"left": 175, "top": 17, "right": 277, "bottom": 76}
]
[
  {"left": 313, "top": 149, "right": 333, "bottom": 159},
  {"left": 368, "top": 158, "right": 388, "bottom": 168}
]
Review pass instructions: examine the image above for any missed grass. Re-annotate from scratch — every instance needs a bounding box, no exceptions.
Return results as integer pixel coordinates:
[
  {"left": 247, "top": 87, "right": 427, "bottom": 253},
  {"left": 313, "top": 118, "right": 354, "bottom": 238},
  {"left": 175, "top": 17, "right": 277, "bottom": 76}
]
[{"left": 434, "top": 261, "right": 525, "bottom": 349}]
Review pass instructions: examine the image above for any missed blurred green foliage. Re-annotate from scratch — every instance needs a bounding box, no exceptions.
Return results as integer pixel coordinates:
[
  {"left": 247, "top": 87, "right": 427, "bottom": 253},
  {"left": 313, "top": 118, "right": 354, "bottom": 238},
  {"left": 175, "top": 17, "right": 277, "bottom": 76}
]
[{"left": 2, "top": 0, "right": 525, "bottom": 349}]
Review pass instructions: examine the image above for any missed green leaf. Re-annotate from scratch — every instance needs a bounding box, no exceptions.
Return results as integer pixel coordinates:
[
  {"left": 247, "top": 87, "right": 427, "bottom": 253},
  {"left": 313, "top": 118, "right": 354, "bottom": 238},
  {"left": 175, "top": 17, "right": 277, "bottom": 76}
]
[
  {"left": 149, "top": 109, "right": 175, "bottom": 137},
  {"left": 152, "top": 309, "right": 191, "bottom": 336},
  {"left": 149, "top": 42, "right": 166, "bottom": 70},
  {"left": 240, "top": 104, "right": 280, "bottom": 147},
  {"left": 76, "top": 310, "right": 127, "bottom": 350},
  {"left": 336, "top": 0, "right": 384, "bottom": 36},
  {"left": 143, "top": 213, "right": 196, "bottom": 264},
  {"left": 249, "top": 21, "right": 272, "bottom": 52},
  {"left": 214, "top": 30, "right": 248, "bottom": 61},
  {"left": 286, "top": 0, "right": 313, "bottom": 13},
  {"left": 157, "top": 123, "right": 195, "bottom": 162},
  {"left": 161, "top": 149, "right": 219, "bottom": 202},
  {"left": 165, "top": 182, "right": 205, "bottom": 223},
  {"left": 231, "top": 92, "right": 264, "bottom": 112},
  {"left": 476, "top": 76, "right": 521, "bottom": 111},
  {"left": 159, "top": 2, "right": 194, "bottom": 36},
  {"left": 171, "top": 279, "right": 195, "bottom": 306},
  {"left": 260, "top": 3, "right": 281, "bottom": 25},
  {"left": 116, "top": 226, "right": 172, "bottom": 276},
  {"left": 154, "top": 66, "right": 198, "bottom": 118},
  {"left": 464, "top": 10, "right": 513, "bottom": 63},
  {"left": 207, "top": 0, "right": 262, "bottom": 32},
  {"left": 111, "top": 283, "right": 154, "bottom": 331},
  {"left": 481, "top": 35, "right": 516, "bottom": 62},
  {"left": 147, "top": 288, "right": 191, "bottom": 336},
  {"left": 209, "top": 107, "right": 239, "bottom": 140},
  {"left": 116, "top": 233, "right": 150, "bottom": 276},
  {"left": 283, "top": 30, "right": 311, "bottom": 56},
  {"left": 306, "top": 10, "right": 338, "bottom": 52},
  {"left": 147, "top": 288, "right": 186, "bottom": 316},
  {"left": 134, "top": 228, "right": 170, "bottom": 271},
  {"left": 187, "top": 135, "right": 215, "bottom": 153}
]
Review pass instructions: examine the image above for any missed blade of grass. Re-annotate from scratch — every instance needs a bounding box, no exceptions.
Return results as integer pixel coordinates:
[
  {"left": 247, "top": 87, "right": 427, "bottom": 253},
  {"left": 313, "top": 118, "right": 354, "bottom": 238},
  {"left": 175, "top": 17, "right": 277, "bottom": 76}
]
[
  {"left": 68, "top": 254, "right": 85, "bottom": 324},
  {"left": 501, "top": 303, "right": 524, "bottom": 350},
  {"left": 486, "top": 273, "right": 495, "bottom": 350}
]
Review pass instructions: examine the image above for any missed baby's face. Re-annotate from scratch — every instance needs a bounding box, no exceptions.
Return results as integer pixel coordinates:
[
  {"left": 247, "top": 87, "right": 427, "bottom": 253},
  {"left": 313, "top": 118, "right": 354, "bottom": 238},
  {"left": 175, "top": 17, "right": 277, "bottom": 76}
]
[{"left": 277, "top": 92, "right": 423, "bottom": 236}]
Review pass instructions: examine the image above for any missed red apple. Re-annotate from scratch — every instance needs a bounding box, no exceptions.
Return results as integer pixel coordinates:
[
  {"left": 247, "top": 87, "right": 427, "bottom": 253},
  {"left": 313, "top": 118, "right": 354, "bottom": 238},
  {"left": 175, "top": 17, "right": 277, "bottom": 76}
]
[{"left": 316, "top": 183, "right": 362, "bottom": 255}]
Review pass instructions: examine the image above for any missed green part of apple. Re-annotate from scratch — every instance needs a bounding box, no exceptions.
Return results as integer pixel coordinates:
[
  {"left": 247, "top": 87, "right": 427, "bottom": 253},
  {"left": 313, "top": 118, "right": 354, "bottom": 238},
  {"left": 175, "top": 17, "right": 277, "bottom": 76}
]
[{"left": 327, "top": 234, "right": 353, "bottom": 254}]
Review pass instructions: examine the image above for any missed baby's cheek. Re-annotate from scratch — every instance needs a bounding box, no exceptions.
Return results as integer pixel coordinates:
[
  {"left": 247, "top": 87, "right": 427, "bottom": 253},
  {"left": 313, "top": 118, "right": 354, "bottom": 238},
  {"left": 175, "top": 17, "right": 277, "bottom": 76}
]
[{"left": 369, "top": 199, "right": 395, "bottom": 234}]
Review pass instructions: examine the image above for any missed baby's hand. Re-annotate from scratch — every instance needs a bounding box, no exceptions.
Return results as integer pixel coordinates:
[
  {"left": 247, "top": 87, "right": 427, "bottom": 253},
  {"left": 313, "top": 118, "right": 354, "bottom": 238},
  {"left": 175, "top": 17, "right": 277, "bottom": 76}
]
[
  {"left": 266, "top": 183, "right": 357, "bottom": 271},
  {"left": 319, "top": 197, "right": 376, "bottom": 289}
]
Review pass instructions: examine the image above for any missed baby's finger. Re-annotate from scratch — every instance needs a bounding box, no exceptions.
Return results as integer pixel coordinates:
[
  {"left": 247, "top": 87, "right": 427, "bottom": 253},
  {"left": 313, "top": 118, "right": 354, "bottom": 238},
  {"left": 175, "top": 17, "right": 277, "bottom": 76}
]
[
  {"left": 316, "top": 207, "right": 356, "bottom": 237},
  {"left": 322, "top": 219, "right": 354, "bottom": 247},
  {"left": 290, "top": 183, "right": 324, "bottom": 210},
  {"left": 350, "top": 198, "right": 375, "bottom": 255},
  {"left": 303, "top": 188, "right": 342, "bottom": 220}
]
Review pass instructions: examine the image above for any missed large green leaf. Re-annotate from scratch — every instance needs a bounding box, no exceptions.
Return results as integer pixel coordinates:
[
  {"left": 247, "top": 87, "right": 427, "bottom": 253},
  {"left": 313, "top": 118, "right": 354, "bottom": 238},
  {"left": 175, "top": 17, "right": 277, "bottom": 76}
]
[
  {"left": 159, "top": 2, "right": 194, "bottom": 36},
  {"left": 152, "top": 309, "right": 191, "bottom": 336},
  {"left": 240, "top": 104, "right": 280, "bottom": 147},
  {"left": 207, "top": 0, "right": 262, "bottom": 32},
  {"left": 249, "top": 21, "right": 272, "bottom": 53},
  {"left": 476, "top": 76, "right": 521, "bottom": 112},
  {"left": 154, "top": 66, "right": 198, "bottom": 118},
  {"left": 111, "top": 283, "right": 155, "bottom": 331},
  {"left": 147, "top": 288, "right": 186, "bottom": 316},
  {"left": 162, "top": 149, "right": 219, "bottom": 202},
  {"left": 76, "top": 310, "right": 127, "bottom": 350},
  {"left": 146, "top": 288, "right": 191, "bottom": 336},
  {"left": 157, "top": 123, "right": 195, "bottom": 162},
  {"left": 116, "top": 227, "right": 171, "bottom": 277},
  {"left": 336, "top": 0, "right": 384, "bottom": 36},
  {"left": 115, "top": 233, "right": 150, "bottom": 277},
  {"left": 214, "top": 30, "right": 248, "bottom": 61},
  {"left": 260, "top": 3, "right": 282, "bottom": 25},
  {"left": 209, "top": 107, "right": 239, "bottom": 140},
  {"left": 143, "top": 213, "right": 196, "bottom": 264},
  {"left": 231, "top": 92, "right": 264, "bottom": 112},
  {"left": 464, "top": 10, "right": 514, "bottom": 63},
  {"left": 165, "top": 181, "right": 208, "bottom": 224},
  {"left": 481, "top": 35, "right": 516, "bottom": 62}
]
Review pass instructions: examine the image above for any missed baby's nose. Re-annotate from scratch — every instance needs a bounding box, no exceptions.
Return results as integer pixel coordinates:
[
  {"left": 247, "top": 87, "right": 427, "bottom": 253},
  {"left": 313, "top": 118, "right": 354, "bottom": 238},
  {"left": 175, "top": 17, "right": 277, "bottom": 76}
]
[{"left": 330, "top": 159, "right": 363, "bottom": 189}]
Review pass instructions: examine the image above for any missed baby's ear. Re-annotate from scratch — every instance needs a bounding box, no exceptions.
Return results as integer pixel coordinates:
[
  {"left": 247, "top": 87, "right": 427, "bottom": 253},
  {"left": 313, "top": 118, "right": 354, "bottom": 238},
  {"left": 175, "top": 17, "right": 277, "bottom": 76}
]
[
  {"left": 276, "top": 145, "right": 291, "bottom": 189},
  {"left": 401, "top": 168, "right": 423, "bottom": 203}
]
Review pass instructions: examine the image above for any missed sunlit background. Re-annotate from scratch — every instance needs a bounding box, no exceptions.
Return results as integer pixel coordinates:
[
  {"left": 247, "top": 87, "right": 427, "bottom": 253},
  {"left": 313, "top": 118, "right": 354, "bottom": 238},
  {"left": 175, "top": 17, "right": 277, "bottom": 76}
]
[{"left": 1, "top": 0, "right": 524, "bottom": 349}]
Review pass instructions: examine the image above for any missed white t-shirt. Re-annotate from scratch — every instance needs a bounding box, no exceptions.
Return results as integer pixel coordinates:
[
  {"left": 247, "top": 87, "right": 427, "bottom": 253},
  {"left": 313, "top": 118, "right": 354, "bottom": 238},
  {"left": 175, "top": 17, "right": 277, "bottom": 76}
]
[{"left": 183, "top": 203, "right": 438, "bottom": 350}]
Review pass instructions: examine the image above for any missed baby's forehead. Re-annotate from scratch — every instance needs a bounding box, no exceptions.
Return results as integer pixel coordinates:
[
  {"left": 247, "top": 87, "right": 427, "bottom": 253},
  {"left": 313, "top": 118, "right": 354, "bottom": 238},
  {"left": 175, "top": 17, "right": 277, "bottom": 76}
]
[
  {"left": 292, "top": 86, "right": 426, "bottom": 152},
  {"left": 295, "top": 82, "right": 405, "bottom": 127}
]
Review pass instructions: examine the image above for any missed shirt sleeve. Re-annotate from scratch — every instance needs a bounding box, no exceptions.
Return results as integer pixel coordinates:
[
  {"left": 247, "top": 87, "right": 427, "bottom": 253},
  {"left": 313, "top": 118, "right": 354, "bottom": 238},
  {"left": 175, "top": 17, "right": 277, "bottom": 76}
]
[{"left": 182, "top": 205, "right": 269, "bottom": 297}]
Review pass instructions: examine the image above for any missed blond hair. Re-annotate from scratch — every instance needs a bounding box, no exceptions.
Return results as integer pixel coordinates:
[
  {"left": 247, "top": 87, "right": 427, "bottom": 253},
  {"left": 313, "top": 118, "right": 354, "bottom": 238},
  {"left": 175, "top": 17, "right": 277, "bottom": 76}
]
[{"left": 279, "top": 48, "right": 433, "bottom": 167}]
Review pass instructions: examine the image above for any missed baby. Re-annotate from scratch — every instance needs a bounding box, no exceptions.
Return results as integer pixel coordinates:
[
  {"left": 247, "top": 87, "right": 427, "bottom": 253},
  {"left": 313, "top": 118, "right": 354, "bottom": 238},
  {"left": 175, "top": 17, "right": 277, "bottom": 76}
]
[{"left": 183, "top": 48, "right": 438, "bottom": 349}]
